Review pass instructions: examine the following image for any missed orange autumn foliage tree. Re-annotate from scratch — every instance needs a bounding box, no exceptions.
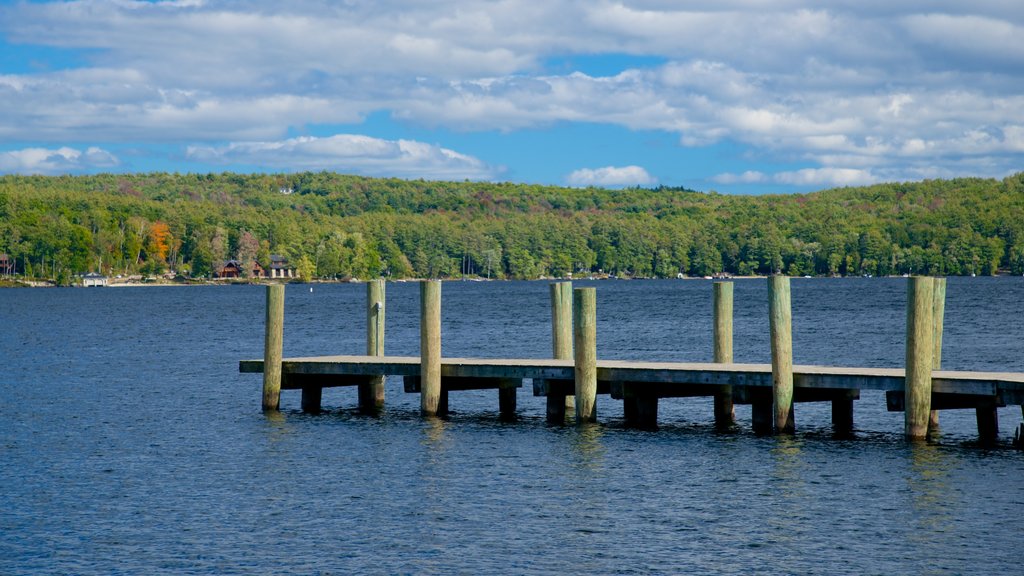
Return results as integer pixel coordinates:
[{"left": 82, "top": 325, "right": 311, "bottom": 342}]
[{"left": 147, "top": 221, "right": 171, "bottom": 263}]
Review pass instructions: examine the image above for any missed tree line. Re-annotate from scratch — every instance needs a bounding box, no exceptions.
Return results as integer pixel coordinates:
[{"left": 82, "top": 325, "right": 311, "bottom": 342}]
[{"left": 1, "top": 171, "right": 1023, "bottom": 285}]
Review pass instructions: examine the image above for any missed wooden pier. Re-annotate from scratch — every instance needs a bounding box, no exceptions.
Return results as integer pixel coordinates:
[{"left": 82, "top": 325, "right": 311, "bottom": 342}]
[{"left": 240, "top": 278, "right": 1024, "bottom": 445}]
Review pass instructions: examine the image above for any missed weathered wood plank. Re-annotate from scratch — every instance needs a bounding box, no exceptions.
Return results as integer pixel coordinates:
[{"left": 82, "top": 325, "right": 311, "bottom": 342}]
[
  {"left": 713, "top": 281, "right": 734, "bottom": 428},
  {"left": 573, "top": 287, "right": 597, "bottom": 423},
  {"left": 360, "top": 278, "right": 386, "bottom": 413},
  {"left": 905, "top": 276, "right": 935, "bottom": 440},
  {"left": 548, "top": 281, "right": 574, "bottom": 423},
  {"left": 929, "top": 277, "right": 946, "bottom": 432},
  {"left": 261, "top": 284, "right": 284, "bottom": 411},
  {"left": 281, "top": 373, "right": 374, "bottom": 390},
  {"left": 404, "top": 376, "right": 524, "bottom": 392},
  {"left": 769, "top": 275, "right": 795, "bottom": 434},
  {"left": 242, "top": 355, "right": 1024, "bottom": 401},
  {"left": 886, "top": 391, "right": 1004, "bottom": 411},
  {"left": 420, "top": 280, "right": 442, "bottom": 416}
]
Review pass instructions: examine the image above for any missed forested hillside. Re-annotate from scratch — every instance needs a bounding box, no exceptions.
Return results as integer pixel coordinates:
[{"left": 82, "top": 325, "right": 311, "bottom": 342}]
[{"left": 1, "top": 172, "right": 1023, "bottom": 284}]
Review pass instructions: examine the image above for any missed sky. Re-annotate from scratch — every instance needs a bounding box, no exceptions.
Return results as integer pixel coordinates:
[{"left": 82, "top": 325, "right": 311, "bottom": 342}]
[{"left": 0, "top": 1, "right": 1022, "bottom": 194}]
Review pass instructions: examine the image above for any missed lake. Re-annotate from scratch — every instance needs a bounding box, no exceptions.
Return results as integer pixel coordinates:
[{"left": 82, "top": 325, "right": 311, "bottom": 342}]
[{"left": 2, "top": 278, "right": 1022, "bottom": 574}]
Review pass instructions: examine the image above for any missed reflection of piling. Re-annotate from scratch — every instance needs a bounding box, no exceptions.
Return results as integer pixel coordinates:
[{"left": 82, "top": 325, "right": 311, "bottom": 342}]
[
  {"left": 573, "top": 287, "right": 597, "bottom": 423},
  {"left": 905, "top": 277, "right": 935, "bottom": 440},
  {"left": 420, "top": 280, "right": 442, "bottom": 417},
  {"left": 769, "top": 275, "right": 795, "bottom": 434},
  {"left": 547, "top": 281, "right": 574, "bottom": 423},
  {"left": 262, "top": 284, "right": 284, "bottom": 411},
  {"left": 360, "top": 279, "right": 386, "bottom": 413},
  {"left": 713, "top": 282, "right": 734, "bottom": 429}
]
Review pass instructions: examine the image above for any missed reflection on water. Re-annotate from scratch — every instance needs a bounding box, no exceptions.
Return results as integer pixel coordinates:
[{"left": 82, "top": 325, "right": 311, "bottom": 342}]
[
  {"left": 260, "top": 409, "right": 292, "bottom": 448},
  {"left": 770, "top": 436, "right": 805, "bottom": 490},
  {"left": 569, "top": 423, "right": 606, "bottom": 471},
  {"left": 906, "top": 443, "right": 956, "bottom": 536},
  {"left": 420, "top": 416, "right": 451, "bottom": 456},
  {"left": 766, "top": 436, "right": 807, "bottom": 545}
]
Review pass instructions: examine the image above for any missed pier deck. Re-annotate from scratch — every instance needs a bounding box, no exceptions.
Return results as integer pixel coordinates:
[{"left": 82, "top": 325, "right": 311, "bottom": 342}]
[
  {"left": 239, "top": 355, "right": 1024, "bottom": 397},
  {"left": 242, "top": 279, "right": 1024, "bottom": 444},
  {"left": 239, "top": 355, "right": 1024, "bottom": 422}
]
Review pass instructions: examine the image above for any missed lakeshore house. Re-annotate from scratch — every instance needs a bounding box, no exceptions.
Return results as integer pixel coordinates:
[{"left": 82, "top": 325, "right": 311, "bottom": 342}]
[
  {"left": 0, "top": 253, "right": 13, "bottom": 275},
  {"left": 82, "top": 272, "right": 108, "bottom": 287},
  {"left": 267, "top": 255, "right": 297, "bottom": 279},
  {"left": 216, "top": 255, "right": 295, "bottom": 279},
  {"left": 217, "top": 260, "right": 263, "bottom": 279}
]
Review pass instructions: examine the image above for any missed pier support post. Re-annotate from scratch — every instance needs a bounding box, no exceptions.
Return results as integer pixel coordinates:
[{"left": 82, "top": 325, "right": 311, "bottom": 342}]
[
  {"left": 905, "top": 276, "right": 935, "bottom": 440},
  {"left": 633, "top": 393, "right": 659, "bottom": 429},
  {"left": 832, "top": 391, "right": 855, "bottom": 435},
  {"left": 360, "top": 279, "right": 386, "bottom": 413},
  {"left": 420, "top": 280, "right": 442, "bottom": 417},
  {"left": 769, "top": 275, "right": 795, "bottom": 434},
  {"left": 713, "top": 281, "right": 734, "bottom": 429},
  {"left": 573, "top": 287, "right": 598, "bottom": 423},
  {"left": 976, "top": 400, "right": 999, "bottom": 445},
  {"left": 547, "top": 281, "right": 574, "bottom": 423},
  {"left": 751, "top": 390, "right": 774, "bottom": 436},
  {"left": 262, "top": 284, "right": 284, "bottom": 411},
  {"left": 499, "top": 379, "right": 518, "bottom": 422},
  {"left": 929, "top": 277, "right": 946, "bottom": 433},
  {"left": 301, "top": 385, "right": 322, "bottom": 414}
]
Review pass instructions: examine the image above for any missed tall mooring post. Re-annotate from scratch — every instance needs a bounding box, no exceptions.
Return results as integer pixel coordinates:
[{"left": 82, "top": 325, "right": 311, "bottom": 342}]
[
  {"left": 360, "top": 279, "right": 386, "bottom": 413},
  {"left": 573, "top": 287, "right": 597, "bottom": 423},
  {"left": 928, "top": 277, "right": 946, "bottom": 433},
  {"left": 262, "top": 284, "right": 285, "bottom": 411},
  {"left": 420, "top": 280, "right": 442, "bottom": 417},
  {"left": 713, "top": 281, "right": 734, "bottom": 428},
  {"left": 547, "top": 281, "right": 574, "bottom": 422},
  {"left": 905, "top": 276, "right": 935, "bottom": 440},
  {"left": 769, "top": 275, "right": 795, "bottom": 434}
]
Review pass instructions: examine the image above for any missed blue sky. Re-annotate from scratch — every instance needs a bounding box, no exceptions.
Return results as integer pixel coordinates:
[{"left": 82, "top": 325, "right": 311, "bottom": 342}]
[{"left": 0, "top": 1, "right": 1022, "bottom": 194}]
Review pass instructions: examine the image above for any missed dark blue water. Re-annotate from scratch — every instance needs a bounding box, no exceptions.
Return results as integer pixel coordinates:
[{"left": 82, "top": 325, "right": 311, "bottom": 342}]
[{"left": 2, "top": 278, "right": 1022, "bottom": 574}]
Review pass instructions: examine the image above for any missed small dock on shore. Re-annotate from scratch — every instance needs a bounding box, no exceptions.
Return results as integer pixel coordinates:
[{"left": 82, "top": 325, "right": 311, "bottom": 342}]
[{"left": 240, "top": 278, "right": 1024, "bottom": 445}]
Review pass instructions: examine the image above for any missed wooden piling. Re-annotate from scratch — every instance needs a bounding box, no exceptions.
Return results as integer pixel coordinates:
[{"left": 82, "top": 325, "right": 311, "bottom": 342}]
[
  {"left": 905, "top": 276, "right": 935, "bottom": 440},
  {"left": 420, "top": 280, "right": 442, "bottom": 417},
  {"left": 573, "top": 287, "right": 597, "bottom": 423},
  {"left": 768, "top": 275, "right": 795, "bottom": 434},
  {"left": 751, "top": 391, "right": 774, "bottom": 436},
  {"left": 976, "top": 400, "right": 999, "bottom": 445},
  {"left": 832, "top": 391, "right": 855, "bottom": 435},
  {"left": 499, "top": 379, "right": 518, "bottom": 422},
  {"left": 262, "top": 284, "right": 284, "bottom": 411},
  {"left": 301, "top": 385, "right": 322, "bottom": 414},
  {"left": 359, "top": 279, "right": 386, "bottom": 413},
  {"left": 635, "top": 394, "right": 659, "bottom": 429},
  {"left": 929, "top": 277, "right": 946, "bottom": 432},
  {"left": 713, "top": 281, "right": 734, "bottom": 428},
  {"left": 548, "top": 281, "right": 574, "bottom": 422}
]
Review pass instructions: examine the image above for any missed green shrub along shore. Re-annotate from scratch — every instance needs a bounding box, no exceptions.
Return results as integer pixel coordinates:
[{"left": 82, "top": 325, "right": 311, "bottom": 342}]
[{"left": 1, "top": 172, "right": 1023, "bottom": 286}]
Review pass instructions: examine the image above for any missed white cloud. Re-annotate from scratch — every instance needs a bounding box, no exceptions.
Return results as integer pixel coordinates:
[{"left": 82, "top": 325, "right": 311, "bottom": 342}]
[
  {"left": 186, "top": 134, "right": 496, "bottom": 180},
  {"left": 0, "top": 1, "right": 1021, "bottom": 185},
  {"left": 712, "top": 171, "right": 767, "bottom": 184},
  {"left": 713, "top": 167, "right": 876, "bottom": 189},
  {"left": 567, "top": 165, "right": 656, "bottom": 187},
  {"left": 774, "top": 167, "right": 876, "bottom": 187},
  {"left": 0, "top": 146, "right": 119, "bottom": 175}
]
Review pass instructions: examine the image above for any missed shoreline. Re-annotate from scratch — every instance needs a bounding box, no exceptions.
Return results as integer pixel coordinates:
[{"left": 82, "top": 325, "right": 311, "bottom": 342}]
[{"left": 3, "top": 273, "right": 1022, "bottom": 288}]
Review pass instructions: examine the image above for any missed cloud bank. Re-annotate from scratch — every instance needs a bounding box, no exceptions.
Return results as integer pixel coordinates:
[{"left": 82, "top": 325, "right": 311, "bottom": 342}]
[
  {"left": 0, "top": 146, "right": 118, "bottom": 175},
  {"left": 1, "top": 1, "right": 1021, "bottom": 185},
  {"left": 186, "top": 134, "right": 495, "bottom": 180},
  {"left": 567, "top": 165, "right": 655, "bottom": 187}
]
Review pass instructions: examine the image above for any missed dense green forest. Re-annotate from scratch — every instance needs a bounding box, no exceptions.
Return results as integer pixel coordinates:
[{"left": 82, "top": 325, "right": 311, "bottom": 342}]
[{"left": 1, "top": 172, "right": 1023, "bottom": 285}]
